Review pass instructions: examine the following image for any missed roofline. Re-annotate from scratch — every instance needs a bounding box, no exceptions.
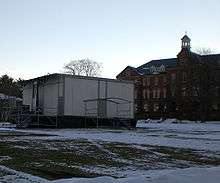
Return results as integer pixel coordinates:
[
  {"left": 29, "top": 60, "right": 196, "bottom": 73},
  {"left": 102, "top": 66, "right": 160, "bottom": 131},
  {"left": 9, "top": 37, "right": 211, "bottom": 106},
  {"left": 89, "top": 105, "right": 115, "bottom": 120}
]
[
  {"left": 151, "top": 57, "right": 177, "bottom": 61},
  {"left": 201, "top": 53, "right": 220, "bottom": 57},
  {"left": 137, "top": 57, "right": 177, "bottom": 69},
  {"left": 23, "top": 73, "right": 134, "bottom": 85},
  {"left": 116, "top": 66, "right": 141, "bottom": 78}
]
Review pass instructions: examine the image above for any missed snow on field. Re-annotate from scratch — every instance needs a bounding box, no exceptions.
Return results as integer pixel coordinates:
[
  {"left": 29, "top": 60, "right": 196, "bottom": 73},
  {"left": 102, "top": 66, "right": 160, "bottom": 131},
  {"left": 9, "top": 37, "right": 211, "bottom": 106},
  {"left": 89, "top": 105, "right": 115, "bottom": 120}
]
[
  {"left": 0, "top": 122, "right": 16, "bottom": 128},
  {"left": 1, "top": 120, "right": 220, "bottom": 183},
  {"left": 52, "top": 166, "right": 220, "bottom": 183},
  {"left": 7, "top": 120, "right": 220, "bottom": 152},
  {"left": 0, "top": 165, "right": 47, "bottom": 183},
  {"left": 1, "top": 164, "right": 220, "bottom": 183}
]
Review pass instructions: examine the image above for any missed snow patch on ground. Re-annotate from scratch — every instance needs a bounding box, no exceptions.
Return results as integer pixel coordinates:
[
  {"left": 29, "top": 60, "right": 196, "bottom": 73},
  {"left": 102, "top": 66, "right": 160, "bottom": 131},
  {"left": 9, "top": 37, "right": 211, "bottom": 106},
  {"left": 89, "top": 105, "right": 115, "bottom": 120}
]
[
  {"left": 1, "top": 121, "right": 220, "bottom": 182},
  {"left": 51, "top": 166, "right": 220, "bottom": 183},
  {"left": 1, "top": 165, "right": 220, "bottom": 183},
  {"left": 0, "top": 122, "right": 16, "bottom": 128},
  {"left": 0, "top": 165, "right": 47, "bottom": 183},
  {"left": 8, "top": 122, "right": 220, "bottom": 151}
]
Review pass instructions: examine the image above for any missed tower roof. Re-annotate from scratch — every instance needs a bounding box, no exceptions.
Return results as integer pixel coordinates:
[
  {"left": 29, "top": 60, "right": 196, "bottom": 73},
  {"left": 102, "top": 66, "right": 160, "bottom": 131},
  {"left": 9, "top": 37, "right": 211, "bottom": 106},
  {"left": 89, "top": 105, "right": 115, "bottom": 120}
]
[
  {"left": 181, "top": 34, "right": 191, "bottom": 41},
  {"left": 181, "top": 34, "right": 191, "bottom": 49}
]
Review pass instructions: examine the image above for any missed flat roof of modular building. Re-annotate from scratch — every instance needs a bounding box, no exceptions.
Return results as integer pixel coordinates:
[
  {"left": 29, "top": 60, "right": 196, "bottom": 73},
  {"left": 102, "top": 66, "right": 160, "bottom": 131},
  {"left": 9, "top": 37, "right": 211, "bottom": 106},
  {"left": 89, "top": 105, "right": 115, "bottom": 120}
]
[{"left": 23, "top": 73, "right": 134, "bottom": 85}]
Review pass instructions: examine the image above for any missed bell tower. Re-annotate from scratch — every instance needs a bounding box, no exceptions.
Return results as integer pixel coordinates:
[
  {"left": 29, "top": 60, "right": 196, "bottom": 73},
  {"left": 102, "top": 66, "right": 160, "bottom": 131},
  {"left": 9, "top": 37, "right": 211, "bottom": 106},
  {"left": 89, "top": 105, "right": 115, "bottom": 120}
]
[
  {"left": 181, "top": 34, "right": 191, "bottom": 50},
  {"left": 177, "top": 33, "right": 192, "bottom": 59}
]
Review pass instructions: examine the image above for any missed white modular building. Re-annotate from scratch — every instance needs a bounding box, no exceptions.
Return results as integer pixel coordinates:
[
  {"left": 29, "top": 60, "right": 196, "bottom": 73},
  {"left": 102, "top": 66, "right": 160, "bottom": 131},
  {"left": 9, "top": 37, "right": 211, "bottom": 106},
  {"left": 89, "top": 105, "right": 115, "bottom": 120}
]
[{"left": 22, "top": 74, "right": 135, "bottom": 128}]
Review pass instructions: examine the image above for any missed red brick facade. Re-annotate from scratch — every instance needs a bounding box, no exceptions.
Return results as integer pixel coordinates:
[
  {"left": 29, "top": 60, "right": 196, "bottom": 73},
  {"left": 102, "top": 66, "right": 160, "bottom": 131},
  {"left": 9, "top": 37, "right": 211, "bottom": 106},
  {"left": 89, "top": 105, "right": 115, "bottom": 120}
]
[{"left": 117, "top": 35, "right": 220, "bottom": 121}]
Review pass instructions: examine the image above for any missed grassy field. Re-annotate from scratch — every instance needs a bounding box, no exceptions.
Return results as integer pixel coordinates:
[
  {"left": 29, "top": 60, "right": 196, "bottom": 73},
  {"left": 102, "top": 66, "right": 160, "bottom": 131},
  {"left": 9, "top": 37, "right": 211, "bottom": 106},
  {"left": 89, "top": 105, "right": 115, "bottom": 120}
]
[{"left": 0, "top": 130, "right": 220, "bottom": 180}]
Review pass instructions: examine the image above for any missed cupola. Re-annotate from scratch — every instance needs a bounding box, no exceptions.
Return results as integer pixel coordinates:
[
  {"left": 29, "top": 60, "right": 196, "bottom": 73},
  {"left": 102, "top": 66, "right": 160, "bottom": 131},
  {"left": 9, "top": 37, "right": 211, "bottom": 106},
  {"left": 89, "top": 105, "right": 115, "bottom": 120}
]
[{"left": 181, "top": 34, "right": 191, "bottom": 50}]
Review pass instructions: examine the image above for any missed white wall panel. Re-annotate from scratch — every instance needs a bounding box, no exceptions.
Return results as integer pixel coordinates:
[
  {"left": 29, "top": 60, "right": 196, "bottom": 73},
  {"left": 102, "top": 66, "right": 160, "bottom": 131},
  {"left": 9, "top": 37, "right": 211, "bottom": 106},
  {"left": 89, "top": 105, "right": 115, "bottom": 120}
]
[
  {"left": 64, "top": 76, "right": 134, "bottom": 118},
  {"left": 43, "top": 83, "right": 58, "bottom": 116},
  {"left": 23, "top": 75, "right": 134, "bottom": 119},
  {"left": 106, "top": 82, "right": 134, "bottom": 118},
  {"left": 64, "top": 77, "right": 98, "bottom": 116},
  {"left": 99, "top": 81, "right": 107, "bottom": 98}
]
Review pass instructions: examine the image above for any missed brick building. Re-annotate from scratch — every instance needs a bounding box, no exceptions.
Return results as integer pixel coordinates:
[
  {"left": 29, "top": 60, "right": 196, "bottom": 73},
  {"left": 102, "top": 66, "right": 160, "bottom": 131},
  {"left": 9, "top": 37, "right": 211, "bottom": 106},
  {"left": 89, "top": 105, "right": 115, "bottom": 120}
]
[{"left": 117, "top": 35, "right": 220, "bottom": 121}]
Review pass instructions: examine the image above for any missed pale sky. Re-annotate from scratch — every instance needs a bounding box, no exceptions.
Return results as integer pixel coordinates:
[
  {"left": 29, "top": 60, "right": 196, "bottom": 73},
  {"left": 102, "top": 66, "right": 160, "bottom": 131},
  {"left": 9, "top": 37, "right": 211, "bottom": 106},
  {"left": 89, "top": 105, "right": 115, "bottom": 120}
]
[{"left": 0, "top": 0, "right": 219, "bottom": 79}]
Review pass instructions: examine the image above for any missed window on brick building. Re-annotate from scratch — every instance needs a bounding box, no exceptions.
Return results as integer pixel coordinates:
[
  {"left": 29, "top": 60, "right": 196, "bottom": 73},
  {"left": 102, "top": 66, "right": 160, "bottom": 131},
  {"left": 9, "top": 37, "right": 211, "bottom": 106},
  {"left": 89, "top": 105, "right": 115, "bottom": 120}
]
[
  {"left": 182, "top": 87, "right": 187, "bottom": 97},
  {"left": 147, "top": 77, "right": 150, "bottom": 86},
  {"left": 193, "top": 87, "right": 199, "bottom": 97},
  {"left": 164, "top": 104, "right": 167, "bottom": 111},
  {"left": 153, "top": 103, "right": 159, "bottom": 112},
  {"left": 147, "top": 89, "right": 150, "bottom": 99},
  {"left": 134, "top": 104, "right": 138, "bottom": 112},
  {"left": 154, "top": 77, "right": 159, "bottom": 86},
  {"left": 212, "top": 103, "right": 218, "bottom": 111},
  {"left": 143, "top": 78, "right": 146, "bottom": 86},
  {"left": 143, "top": 89, "right": 146, "bottom": 99},
  {"left": 171, "top": 88, "right": 175, "bottom": 97},
  {"left": 192, "top": 71, "right": 198, "bottom": 81},
  {"left": 182, "top": 72, "right": 187, "bottom": 82},
  {"left": 157, "top": 89, "right": 161, "bottom": 99},
  {"left": 163, "top": 88, "right": 167, "bottom": 98},
  {"left": 134, "top": 79, "right": 141, "bottom": 86},
  {"left": 163, "top": 75, "right": 167, "bottom": 83},
  {"left": 153, "top": 89, "right": 157, "bottom": 98},
  {"left": 144, "top": 103, "right": 149, "bottom": 112},
  {"left": 171, "top": 73, "right": 176, "bottom": 81},
  {"left": 134, "top": 90, "right": 138, "bottom": 99},
  {"left": 215, "top": 86, "right": 219, "bottom": 97}
]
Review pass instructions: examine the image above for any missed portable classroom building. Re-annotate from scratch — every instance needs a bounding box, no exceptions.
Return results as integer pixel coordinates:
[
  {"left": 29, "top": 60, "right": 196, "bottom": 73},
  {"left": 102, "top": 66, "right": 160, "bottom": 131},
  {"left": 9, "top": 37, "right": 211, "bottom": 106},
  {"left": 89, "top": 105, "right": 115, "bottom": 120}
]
[{"left": 22, "top": 74, "right": 135, "bottom": 127}]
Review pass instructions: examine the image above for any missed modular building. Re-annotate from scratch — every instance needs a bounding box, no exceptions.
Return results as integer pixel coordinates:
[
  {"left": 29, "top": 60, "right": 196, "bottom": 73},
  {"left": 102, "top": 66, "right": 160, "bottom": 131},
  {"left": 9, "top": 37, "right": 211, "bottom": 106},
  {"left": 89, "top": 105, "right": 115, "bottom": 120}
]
[{"left": 22, "top": 73, "right": 135, "bottom": 128}]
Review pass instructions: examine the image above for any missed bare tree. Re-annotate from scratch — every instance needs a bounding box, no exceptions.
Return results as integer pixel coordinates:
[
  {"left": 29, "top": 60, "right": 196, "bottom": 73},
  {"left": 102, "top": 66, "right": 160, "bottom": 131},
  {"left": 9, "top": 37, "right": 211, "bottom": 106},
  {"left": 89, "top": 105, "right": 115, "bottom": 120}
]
[
  {"left": 194, "top": 47, "right": 215, "bottom": 55},
  {"left": 64, "top": 59, "right": 102, "bottom": 76},
  {"left": 64, "top": 60, "right": 83, "bottom": 75}
]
